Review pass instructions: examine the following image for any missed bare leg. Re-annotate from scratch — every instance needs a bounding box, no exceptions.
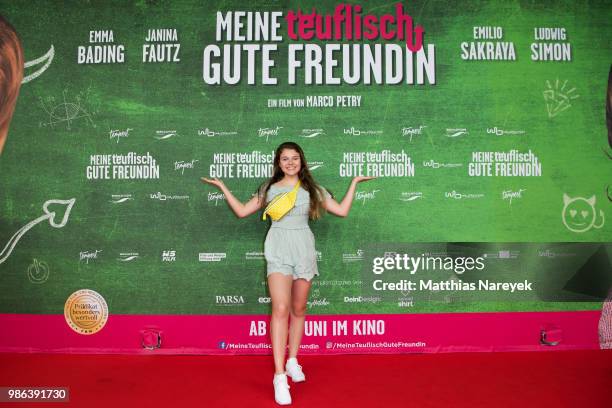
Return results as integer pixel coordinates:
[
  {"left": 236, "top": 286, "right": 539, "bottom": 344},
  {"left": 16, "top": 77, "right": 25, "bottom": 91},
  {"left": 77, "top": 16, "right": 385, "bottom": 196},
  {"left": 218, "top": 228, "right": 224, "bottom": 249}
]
[
  {"left": 288, "top": 278, "right": 312, "bottom": 359},
  {"left": 268, "top": 272, "right": 293, "bottom": 374}
]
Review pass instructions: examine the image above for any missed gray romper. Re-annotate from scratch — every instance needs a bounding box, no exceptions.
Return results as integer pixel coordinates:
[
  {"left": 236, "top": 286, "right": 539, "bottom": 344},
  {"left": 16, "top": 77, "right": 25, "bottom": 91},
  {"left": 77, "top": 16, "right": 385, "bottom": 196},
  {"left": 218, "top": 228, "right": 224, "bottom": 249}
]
[{"left": 264, "top": 183, "right": 330, "bottom": 281}]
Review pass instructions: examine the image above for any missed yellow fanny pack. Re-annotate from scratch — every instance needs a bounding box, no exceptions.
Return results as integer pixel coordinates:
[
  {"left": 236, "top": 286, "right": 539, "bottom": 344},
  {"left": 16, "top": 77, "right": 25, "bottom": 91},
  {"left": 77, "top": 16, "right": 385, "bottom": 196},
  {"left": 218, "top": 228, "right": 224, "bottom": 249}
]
[{"left": 262, "top": 180, "right": 301, "bottom": 221}]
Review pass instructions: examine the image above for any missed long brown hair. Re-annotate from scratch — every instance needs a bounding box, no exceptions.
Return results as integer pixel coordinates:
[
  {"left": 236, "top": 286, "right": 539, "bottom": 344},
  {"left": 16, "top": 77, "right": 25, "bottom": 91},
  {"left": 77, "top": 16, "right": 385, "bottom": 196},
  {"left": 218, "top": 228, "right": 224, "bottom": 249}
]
[
  {"left": 257, "top": 142, "right": 331, "bottom": 220},
  {"left": 0, "top": 15, "right": 24, "bottom": 154}
]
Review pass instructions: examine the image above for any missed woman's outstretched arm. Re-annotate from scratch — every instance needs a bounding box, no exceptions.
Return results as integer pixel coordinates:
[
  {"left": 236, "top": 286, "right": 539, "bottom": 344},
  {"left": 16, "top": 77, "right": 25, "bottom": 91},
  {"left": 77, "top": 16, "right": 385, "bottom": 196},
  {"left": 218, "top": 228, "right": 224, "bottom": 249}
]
[
  {"left": 201, "top": 177, "right": 264, "bottom": 218},
  {"left": 323, "top": 176, "right": 376, "bottom": 217}
]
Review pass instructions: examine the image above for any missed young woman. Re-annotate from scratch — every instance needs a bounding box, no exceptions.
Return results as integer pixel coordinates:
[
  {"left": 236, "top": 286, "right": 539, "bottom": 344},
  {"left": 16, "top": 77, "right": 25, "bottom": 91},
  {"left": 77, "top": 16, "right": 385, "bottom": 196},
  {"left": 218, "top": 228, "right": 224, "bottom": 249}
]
[{"left": 202, "top": 141, "right": 374, "bottom": 405}]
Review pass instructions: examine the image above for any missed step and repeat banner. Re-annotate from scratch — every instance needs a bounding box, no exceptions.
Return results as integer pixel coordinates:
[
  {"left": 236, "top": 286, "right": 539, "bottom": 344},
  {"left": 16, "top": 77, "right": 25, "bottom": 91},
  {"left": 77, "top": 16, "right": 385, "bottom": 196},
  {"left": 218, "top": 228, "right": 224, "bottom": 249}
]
[{"left": 0, "top": 0, "right": 610, "bottom": 354}]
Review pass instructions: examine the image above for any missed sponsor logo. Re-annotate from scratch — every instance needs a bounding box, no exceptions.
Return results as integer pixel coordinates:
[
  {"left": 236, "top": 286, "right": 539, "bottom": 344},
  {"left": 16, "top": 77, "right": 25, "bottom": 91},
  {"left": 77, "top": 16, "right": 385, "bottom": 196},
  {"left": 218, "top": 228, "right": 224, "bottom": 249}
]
[
  {"left": 343, "top": 296, "right": 382, "bottom": 304},
  {"left": 538, "top": 250, "right": 577, "bottom": 258},
  {"left": 218, "top": 341, "right": 228, "bottom": 350},
  {"left": 355, "top": 189, "right": 380, "bottom": 205},
  {"left": 150, "top": 192, "right": 189, "bottom": 201},
  {"left": 445, "top": 128, "right": 468, "bottom": 138},
  {"left": 343, "top": 127, "right": 383, "bottom": 136},
  {"left": 342, "top": 249, "right": 364, "bottom": 263},
  {"left": 257, "top": 126, "right": 282, "bottom": 141},
  {"left": 300, "top": 128, "right": 325, "bottom": 138},
  {"left": 199, "top": 253, "right": 227, "bottom": 262},
  {"left": 174, "top": 159, "right": 198, "bottom": 175},
  {"left": 315, "top": 250, "right": 322, "bottom": 261},
  {"left": 423, "top": 160, "right": 462, "bottom": 169},
  {"left": 398, "top": 296, "right": 414, "bottom": 307},
  {"left": 109, "top": 128, "right": 131, "bottom": 143},
  {"left": 80, "top": 250, "right": 102, "bottom": 264},
  {"left": 245, "top": 251, "right": 265, "bottom": 260},
  {"left": 198, "top": 128, "right": 238, "bottom": 137},
  {"left": 155, "top": 130, "right": 178, "bottom": 140},
  {"left": 482, "top": 250, "right": 520, "bottom": 259},
  {"left": 118, "top": 252, "right": 139, "bottom": 262},
  {"left": 486, "top": 127, "right": 526, "bottom": 136},
  {"left": 162, "top": 250, "right": 176, "bottom": 262},
  {"left": 399, "top": 192, "right": 423, "bottom": 202},
  {"left": 401, "top": 125, "right": 426, "bottom": 141},
  {"left": 308, "top": 161, "right": 324, "bottom": 171},
  {"left": 445, "top": 191, "right": 484, "bottom": 200},
  {"left": 208, "top": 192, "right": 226, "bottom": 206},
  {"left": 307, "top": 298, "right": 330, "bottom": 307},
  {"left": 215, "top": 295, "right": 245, "bottom": 305},
  {"left": 110, "top": 194, "right": 133, "bottom": 204},
  {"left": 258, "top": 297, "right": 271, "bottom": 303},
  {"left": 502, "top": 189, "right": 526, "bottom": 205}
]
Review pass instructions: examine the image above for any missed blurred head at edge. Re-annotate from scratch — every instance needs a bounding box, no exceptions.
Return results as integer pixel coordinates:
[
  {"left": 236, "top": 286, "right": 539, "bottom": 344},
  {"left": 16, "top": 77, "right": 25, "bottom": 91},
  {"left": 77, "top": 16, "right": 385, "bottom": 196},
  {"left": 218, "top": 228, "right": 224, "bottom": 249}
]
[{"left": 0, "top": 15, "right": 24, "bottom": 155}]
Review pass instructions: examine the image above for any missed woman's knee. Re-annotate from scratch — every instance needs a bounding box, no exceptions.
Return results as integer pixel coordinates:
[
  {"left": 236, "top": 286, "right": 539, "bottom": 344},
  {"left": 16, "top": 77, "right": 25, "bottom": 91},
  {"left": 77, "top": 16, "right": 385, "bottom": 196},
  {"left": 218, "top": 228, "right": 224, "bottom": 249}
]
[
  {"left": 291, "top": 302, "right": 307, "bottom": 318},
  {"left": 272, "top": 301, "right": 290, "bottom": 318}
]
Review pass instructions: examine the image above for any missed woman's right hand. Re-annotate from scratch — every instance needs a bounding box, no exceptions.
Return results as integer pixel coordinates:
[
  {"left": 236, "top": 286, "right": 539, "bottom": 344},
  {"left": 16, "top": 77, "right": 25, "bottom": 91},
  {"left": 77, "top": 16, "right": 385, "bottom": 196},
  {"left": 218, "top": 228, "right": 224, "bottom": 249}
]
[{"left": 200, "top": 177, "right": 225, "bottom": 190}]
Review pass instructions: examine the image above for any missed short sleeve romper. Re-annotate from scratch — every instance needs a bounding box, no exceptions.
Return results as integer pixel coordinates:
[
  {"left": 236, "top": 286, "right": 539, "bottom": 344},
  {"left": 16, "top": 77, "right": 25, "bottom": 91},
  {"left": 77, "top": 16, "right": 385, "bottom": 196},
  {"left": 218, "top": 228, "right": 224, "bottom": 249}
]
[{"left": 264, "top": 183, "right": 330, "bottom": 281}]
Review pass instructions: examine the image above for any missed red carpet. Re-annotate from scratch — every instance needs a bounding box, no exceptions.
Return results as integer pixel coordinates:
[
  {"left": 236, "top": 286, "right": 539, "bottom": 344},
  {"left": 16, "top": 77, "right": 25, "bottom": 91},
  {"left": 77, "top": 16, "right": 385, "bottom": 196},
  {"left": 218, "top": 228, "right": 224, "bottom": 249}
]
[{"left": 0, "top": 351, "right": 610, "bottom": 407}]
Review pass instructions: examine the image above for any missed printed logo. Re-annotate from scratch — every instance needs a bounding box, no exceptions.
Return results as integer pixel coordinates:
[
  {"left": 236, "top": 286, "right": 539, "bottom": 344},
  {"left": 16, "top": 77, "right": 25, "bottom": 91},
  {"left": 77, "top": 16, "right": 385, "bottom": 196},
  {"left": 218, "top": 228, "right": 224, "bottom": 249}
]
[
  {"left": 445, "top": 128, "right": 468, "bottom": 138},
  {"left": 502, "top": 189, "right": 526, "bottom": 205},
  {"left": 343, "top": 296, "right": 382, "bottom": 304},
  {"left": 162, "top": 250, "right": 176, "bottom": 262},
  {"left": 64, "top": 289, "right": 109, "bottom": 335},
  {"left": 245, "top": 251, "right": 265, "bottom": 260},
  {"left": 218, "top": 341, "right": 227, "bottom": 350},
  {"left": 544, "top": 79, "right": 579, "bottom": 118},
  {"left": 198, "top": 128, "right": 238, "bottom": 137},
  {"left": 482, "top": 250, "right": 520, "bottom": 259},
  {"left": 258, "top": 297, "right": 271, "bottom": 303},
  {"left": 208, "top": 192, "right": 226, "bottom": 206},
  {"left": 215, "top": 295, "right": 245, "bottom": 305},
  {"left": 342, "top": 249, "right": 364, "bottom": 263},
  {"left": 257, "top": 126, "right": 282, "bottom": 141},
  {"left": 343, "top": 127, "right": 383, "bottom": 136},
  {"left": 399, "top": 192, "right": 423, "bottom": 202},
  {"left": 118, "top": 252, "right": 139, "bottom": 262},
  {"left": 80, "top": 250, "right": 102, "bottom": 264},
  {"left": 401, "top": 126, "right": 426, "bottom": 142},
  {"left": 110, "top": 194, "right": 133, "bottom": 204},
  {"left": 445, "top": 191, "right": 484, "bottom": 200},
  {"left": 538, "top": 249, "right": 576, "bottom": 258},
  {"left": 423, "top": 160, "right": 462, "bottom": 169},
  {"left": 199, "top": 253, "right": 227, "bottom": 262},
  {"left": 150, "top": 192, "right": 189, "bottom": 201},
  {"left": 174, "top": 159, "right": 199, "bottom": 175},
  {"left": 308, "top": 161, "right": 324, "bottom": 171},
  {"left": 109, "top": 128, "right": 131, "bottom": 143},
  {"left": 562, "top": 194, "right": 605, "bottom": 233},
  {"left": 300, "top": 128, "right": 325, "bottom": 138},
  {"left": 155, "top": 130, "right": 178, "bottom": 140},
  {"left": 486, "top": 127, "right": 526, "bottom": 136},
  {"left": 355, "top": 189, "right": 380, "bottom": 205}
]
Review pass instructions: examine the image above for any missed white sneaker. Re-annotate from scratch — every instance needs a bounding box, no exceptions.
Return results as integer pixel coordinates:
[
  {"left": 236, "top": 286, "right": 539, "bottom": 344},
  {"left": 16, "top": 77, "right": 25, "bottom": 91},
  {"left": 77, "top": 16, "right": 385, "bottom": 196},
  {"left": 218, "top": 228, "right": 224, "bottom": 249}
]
[
  {"left": 285, "top": 358, "right": 305, "bottom": 382},
  {"left": 273, "top": 373, "right": 292, "bottom": 405}
]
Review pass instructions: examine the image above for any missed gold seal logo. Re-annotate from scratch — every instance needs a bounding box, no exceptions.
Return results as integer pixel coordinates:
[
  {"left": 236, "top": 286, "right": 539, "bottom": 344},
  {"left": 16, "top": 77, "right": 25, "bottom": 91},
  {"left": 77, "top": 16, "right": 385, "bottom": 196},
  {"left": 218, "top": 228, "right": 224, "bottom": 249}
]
[{"left": 64, "top": 289, "right": 109, "bottom": 335}]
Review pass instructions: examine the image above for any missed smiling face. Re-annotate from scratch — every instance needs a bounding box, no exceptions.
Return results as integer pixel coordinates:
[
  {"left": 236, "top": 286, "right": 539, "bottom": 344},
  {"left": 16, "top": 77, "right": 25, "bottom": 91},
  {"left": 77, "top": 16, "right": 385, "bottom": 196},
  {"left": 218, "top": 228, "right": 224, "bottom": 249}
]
[
  {"left": 562, "top": 194, "right": 597, "bottom": 232},
  {"left": 279, "top": 148, "right": 301, "bottom": 177}
]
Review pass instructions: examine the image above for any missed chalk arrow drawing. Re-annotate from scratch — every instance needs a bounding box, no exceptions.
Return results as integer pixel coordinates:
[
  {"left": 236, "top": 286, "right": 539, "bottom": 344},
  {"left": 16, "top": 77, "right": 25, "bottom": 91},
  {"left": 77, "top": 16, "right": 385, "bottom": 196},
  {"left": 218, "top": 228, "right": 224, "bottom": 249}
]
[
  {"left": 0, "top": 198, "right": 75, "bottom": 265},
  {"left": 22, "top": 45, "right": 55, "bottom": 84}
]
